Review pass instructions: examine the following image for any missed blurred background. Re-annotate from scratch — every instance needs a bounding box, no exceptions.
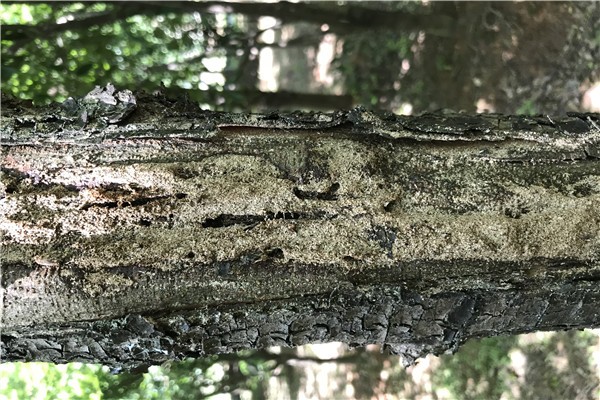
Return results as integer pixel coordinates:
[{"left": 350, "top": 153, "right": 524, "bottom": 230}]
[
  {"left": 1, "top": 1, "right": 600, "bottom": 399},
  {"left": 1, "top": 1, "right": 599, "bottom": 114}
]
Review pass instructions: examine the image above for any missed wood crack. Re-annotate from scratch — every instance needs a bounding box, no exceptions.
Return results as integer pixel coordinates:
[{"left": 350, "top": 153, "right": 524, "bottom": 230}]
[
  {"left": 201, "top": 211, "right": 329, "bottom": 229},
  {"left": 80, "top": 193, "right": 187, "bottom": 210}
]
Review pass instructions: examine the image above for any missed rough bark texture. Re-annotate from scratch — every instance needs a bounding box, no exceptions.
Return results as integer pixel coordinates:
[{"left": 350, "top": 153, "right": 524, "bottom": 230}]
[{"left": 1, "top": 88, "right": 600, "bottom": 371}]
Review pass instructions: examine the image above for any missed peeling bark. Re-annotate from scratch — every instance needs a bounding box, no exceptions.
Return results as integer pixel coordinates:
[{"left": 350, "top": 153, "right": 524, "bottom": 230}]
[{"left": 1, "top": 89, "right": 600, "bottom": 370}]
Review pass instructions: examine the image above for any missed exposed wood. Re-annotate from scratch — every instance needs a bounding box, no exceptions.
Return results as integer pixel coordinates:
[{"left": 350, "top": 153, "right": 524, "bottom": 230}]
[{"left": 1, "top": 88, "right": 599, "bottom": 370}]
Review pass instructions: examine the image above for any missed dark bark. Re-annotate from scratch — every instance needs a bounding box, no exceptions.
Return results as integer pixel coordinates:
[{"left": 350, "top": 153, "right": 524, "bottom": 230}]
[
  {"left": 1, "top": 88, "right": 599, "bottom": 370},
  {"left": 247, "top": 90, "right": 353, "bottom": 110},
  {"left": 157, "top": 86, "right": 354, "bottom": 111},
  {"left": 201, "top": 89, "right": 354, "bottom": 111}
]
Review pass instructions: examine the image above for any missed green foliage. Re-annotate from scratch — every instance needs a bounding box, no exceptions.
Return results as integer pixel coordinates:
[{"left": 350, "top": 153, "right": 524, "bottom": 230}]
[
  {"left": 433, "top": 335, "right": 518, "bottom": 400},
  {"left": 432, "top": 331, "right": 600, "bottom": 400},
  {"left": 95, "top": 352, "right": 279, "bottom": 399},
  {"left": 0, "top": 3, "right": 249, "bottom": 104},
  {"left": 0, "top": 2, "right": 429, "bottom": 111},
  {"left": 0, "top": 362, "right": 103, "bottom": 400},
  {"left": 516, "top": 99, "right": 538, "bottom": 115}
]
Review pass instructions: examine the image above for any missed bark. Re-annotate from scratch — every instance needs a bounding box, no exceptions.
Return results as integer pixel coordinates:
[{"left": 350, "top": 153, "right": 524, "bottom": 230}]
[{"left": 1, "top": 88, "right": 600, "bottom": 371}]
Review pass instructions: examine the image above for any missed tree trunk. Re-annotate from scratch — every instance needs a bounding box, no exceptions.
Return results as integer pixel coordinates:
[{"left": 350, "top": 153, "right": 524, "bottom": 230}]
[{"left": 1, "top": 88, "right": 599, "bottom": 371}]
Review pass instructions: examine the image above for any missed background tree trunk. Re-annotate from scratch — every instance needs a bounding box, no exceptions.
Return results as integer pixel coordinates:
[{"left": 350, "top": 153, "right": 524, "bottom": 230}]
[{"left": 1, "top": 90, "right": 599, "bottom": 370}]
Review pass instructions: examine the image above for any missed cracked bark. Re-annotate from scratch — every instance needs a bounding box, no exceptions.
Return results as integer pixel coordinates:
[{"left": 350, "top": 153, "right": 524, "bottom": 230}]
[{"left": 1, "top": 91, "right": 600, "bottom": 371}]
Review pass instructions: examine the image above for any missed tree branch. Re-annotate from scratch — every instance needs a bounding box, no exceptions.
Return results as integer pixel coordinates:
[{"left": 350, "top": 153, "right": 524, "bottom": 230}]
[{"left": 1, "top": 90, "right": 599, "bottom": 369}]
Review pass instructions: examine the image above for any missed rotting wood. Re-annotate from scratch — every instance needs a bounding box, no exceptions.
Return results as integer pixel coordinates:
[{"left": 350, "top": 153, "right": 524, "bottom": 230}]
[{"left": 1, "top": 87, "right": 599, "bottom": 370}]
